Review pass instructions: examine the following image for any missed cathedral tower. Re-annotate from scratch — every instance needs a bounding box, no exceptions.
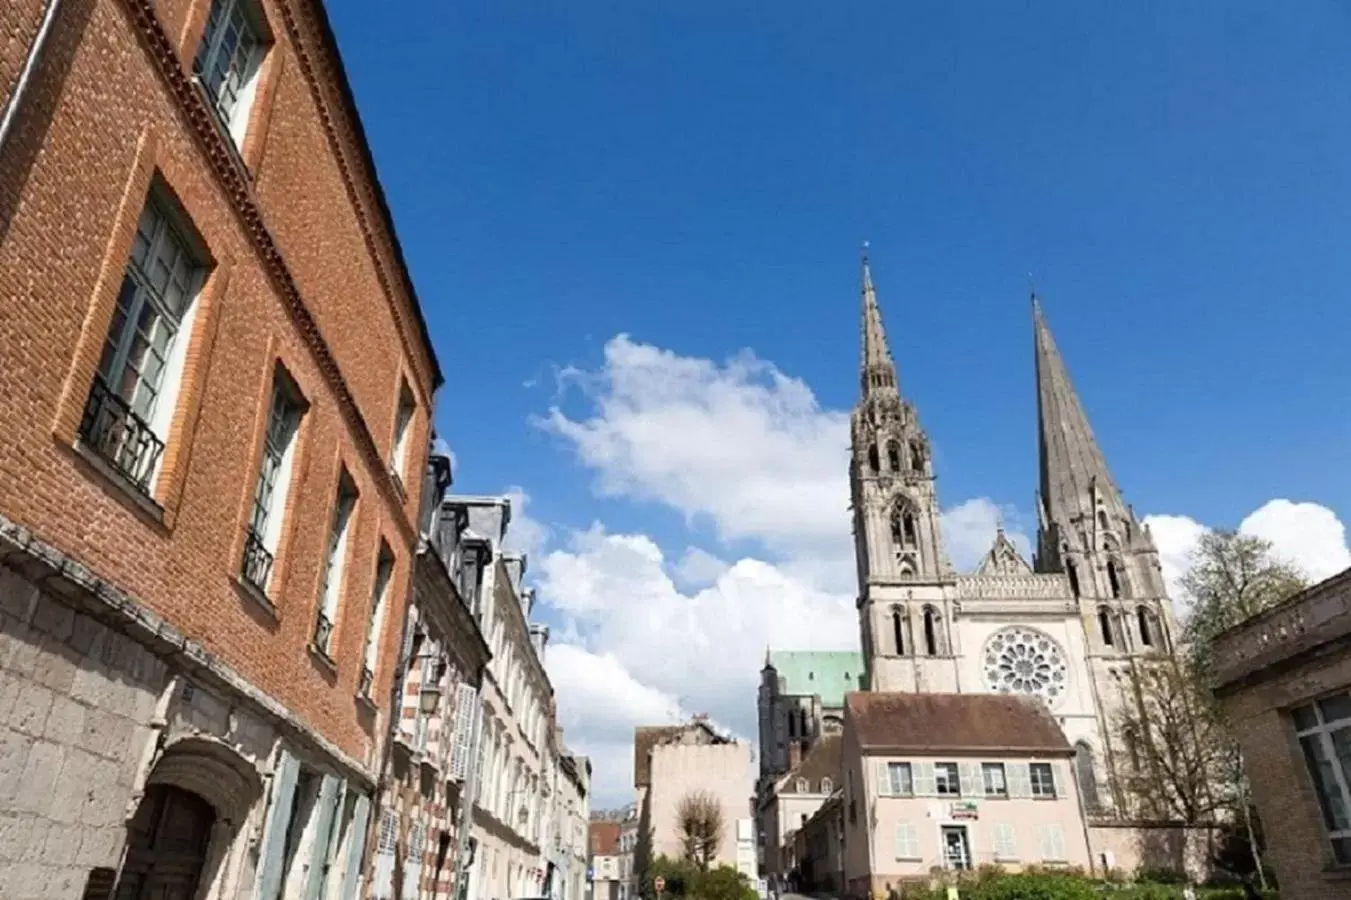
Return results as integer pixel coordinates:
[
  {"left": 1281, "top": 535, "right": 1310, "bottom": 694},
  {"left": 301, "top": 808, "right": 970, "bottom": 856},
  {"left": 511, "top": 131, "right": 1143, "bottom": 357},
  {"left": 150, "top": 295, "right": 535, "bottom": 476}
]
[{"left": 850, "top": 249, "right": 958, "bottom": 692}]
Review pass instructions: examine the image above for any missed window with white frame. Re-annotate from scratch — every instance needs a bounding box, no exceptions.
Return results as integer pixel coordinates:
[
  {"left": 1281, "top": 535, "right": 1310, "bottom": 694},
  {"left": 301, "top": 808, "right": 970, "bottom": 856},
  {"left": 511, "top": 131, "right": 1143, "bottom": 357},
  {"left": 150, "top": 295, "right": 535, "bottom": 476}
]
[
  {"left": 992, "top": 823, "right": 1018, "bottom": 861},
  {"left": 1038, "top": 823, "right": 1067, "bottom": 861},
  {"left": 313, "top": 470, "right": 357, "bottom": 654},
  {"left": 982, "top": 762, "right": 1007, "bottom": 797},
  {"left": 360, "top": 544, "right": 395, "bottom": 698},
  {"left": 84, "top": 190, "right": 206, "bottom": 492},
  {"left": 887, "top": 762, "right": 913, "bottom": 796},
  {"left": 934, "top": 762, "right": 961, "bottom": 796},
  {"left": 193, "top": 0, "right": 268, "bottom": 145},
  {"left": 391, "top": 380, "right": 415, "bottom": 483},
  {"left": 1030, "top": 762, "right": 1057, "bottom": 798},
  {"left": 1294, "top": 693, "right": 1351, "bottom": 864},
  {"left": 241, "top": 367, "right": 305, "bottom": 593}
]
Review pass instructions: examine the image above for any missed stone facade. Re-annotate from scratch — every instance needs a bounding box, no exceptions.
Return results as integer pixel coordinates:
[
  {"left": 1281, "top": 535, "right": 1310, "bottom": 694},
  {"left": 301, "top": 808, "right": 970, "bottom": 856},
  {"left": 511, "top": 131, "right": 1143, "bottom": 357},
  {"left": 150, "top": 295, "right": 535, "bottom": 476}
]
[
  {"left": 1213, "top": 566, "right": 1351, "bottom": 897},
  {"left": 0, "top": 0, "right": 440, "bottom": 896},
  {"left": 847, "top": 254, "right": 1198, "bottom": 876}
]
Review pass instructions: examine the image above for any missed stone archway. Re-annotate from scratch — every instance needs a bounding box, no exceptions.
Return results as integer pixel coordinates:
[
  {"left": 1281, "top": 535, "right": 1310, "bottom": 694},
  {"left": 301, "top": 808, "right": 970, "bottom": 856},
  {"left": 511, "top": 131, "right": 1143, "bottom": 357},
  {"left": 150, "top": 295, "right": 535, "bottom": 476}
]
[{"left": 116, "top": 736, "right": 264, "bottom": 900}]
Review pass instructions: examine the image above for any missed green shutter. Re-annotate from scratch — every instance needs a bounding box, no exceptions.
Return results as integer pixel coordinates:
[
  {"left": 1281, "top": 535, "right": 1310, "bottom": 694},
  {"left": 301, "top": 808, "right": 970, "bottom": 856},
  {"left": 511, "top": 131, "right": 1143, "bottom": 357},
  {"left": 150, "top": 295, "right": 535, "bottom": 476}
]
[
  {"left": 339, "top": 792, "right": 372, "bottom": 900},
  {"left": 256, "top": 751, "right": 301, "bottom": 900},
  {"left": 305, "top": 774, "right": 343, "bottom": 900}
]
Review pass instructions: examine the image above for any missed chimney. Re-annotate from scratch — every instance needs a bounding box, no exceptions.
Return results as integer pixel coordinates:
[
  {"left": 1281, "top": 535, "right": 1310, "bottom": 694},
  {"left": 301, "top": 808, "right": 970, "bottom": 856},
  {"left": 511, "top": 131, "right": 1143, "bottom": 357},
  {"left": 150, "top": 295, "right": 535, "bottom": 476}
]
[{"left": 529, "top": 623, "right": 550, "bottom": 660}]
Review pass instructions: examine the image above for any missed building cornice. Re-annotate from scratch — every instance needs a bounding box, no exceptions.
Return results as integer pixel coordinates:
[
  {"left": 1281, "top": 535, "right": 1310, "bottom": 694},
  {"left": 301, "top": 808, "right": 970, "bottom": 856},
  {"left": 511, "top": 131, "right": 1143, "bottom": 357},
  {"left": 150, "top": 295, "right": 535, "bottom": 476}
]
[{"left": 115, "top": 0, "right": 429, "bottom": 545}]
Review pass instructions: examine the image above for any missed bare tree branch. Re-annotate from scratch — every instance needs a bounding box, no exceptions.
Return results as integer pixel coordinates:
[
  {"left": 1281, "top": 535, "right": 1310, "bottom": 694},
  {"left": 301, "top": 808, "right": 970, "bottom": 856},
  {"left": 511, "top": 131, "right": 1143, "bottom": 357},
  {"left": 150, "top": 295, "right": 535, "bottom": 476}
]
[{"left": 675, "top": 791, "right": 724, "bottom": 871}]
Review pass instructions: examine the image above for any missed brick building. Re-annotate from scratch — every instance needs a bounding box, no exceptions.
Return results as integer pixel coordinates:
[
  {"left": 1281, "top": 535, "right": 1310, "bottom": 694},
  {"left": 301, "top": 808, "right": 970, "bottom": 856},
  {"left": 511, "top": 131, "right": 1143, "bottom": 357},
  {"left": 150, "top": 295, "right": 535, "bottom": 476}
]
[
  {"left": 1213, "top": 565, "right": 1351, "bottom": 898},
  {"left": 0, "top": 0, "right": 440, "bottom": 898}
]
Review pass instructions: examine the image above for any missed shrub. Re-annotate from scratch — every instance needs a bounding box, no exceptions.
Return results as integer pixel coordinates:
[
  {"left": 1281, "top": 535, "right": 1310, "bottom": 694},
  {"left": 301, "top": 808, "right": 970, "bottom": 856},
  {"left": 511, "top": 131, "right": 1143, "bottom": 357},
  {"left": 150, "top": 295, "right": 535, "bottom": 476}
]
[
  {"left": 972, "top": 873, "right": 1099, "bottom": 900},
  {"left": 1136, "top": 866, "right": 1188, "bottom": 885},
  {"left": 692, "top": 866, "right": 758, "bottom": 900}
]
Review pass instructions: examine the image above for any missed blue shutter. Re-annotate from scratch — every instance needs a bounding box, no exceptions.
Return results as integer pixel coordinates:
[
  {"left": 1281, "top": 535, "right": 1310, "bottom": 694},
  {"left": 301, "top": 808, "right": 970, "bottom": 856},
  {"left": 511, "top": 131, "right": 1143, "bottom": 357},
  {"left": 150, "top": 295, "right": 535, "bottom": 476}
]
[
  {"left": 339, "top": 792, "right": 372, "bottom": 900},
  {"left": 255, "top": 750, "right": 301, "bottom": 900},
  {"left": 305, "top": 775, "right": 343, "bottom": 900}
]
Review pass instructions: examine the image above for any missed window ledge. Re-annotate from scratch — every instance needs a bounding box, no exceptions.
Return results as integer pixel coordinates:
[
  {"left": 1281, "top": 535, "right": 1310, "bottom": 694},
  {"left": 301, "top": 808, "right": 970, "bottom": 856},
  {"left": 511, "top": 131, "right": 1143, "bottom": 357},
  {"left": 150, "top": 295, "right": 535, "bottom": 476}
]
[
  {"left": 233, "top": 575, "right": 278, "bottom": 620},
  {"left": 188, "top": 77, "right": 253, "bottom": 182},
  {"left": 308, "top": 642, "right": 337, "bottom": 676},
  {"left": 74, "top": 441, "right": 166, "bottom": 528}
]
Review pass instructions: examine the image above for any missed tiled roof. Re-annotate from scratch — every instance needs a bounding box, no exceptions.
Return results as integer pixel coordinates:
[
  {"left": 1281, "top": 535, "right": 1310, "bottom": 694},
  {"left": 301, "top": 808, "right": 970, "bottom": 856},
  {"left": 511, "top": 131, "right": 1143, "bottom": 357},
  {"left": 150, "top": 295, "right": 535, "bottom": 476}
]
[
  {"left": 845, "top": 692, "right": 1071, "bottom": 754},
  {"left": 632, "top": 720, "right": 726, "bottom": 787},
  {"left": 590, "top": 821, "right": 621, "bottom": 856},
  {"left": 779, "top": 735, "right": 842, "bottom": 793},
  {"left": 768, "top": 650, "right": 865, "bottom": 707}
]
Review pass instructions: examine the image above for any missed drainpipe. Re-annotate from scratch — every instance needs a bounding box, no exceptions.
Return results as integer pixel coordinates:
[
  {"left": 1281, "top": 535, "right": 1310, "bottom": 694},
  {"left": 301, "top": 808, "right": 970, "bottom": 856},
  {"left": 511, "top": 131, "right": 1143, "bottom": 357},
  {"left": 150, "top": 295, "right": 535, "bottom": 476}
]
[{"left": 0, "top": 0, "right": 63, "bottom": 155}]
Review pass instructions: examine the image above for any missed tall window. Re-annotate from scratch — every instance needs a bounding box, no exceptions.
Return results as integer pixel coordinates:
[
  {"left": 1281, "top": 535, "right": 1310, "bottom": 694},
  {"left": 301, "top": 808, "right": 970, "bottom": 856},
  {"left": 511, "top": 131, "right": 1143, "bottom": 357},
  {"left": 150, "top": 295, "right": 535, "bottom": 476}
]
[
  {"left": 891, "top": 608, "right": 905, "bottom": 655},
  {"left": 1137, "top": 606, "right": 1157, "bottom": 647},
  {"left": 314, "top": 471, "right": 358, "bottom": 655},
  {"left": 1066, "top": 560, "right": 1081, "bottom": 598},
  {"left": 1074, "top": 742, "right": 1100, "bottom": 811},
  {"left": 982, "top": 763, "right": 1007, "bottom": 797},
  {"left": 83, "top": 192, "right": 204, "bottom": 491},
  {"left": 1098, "top": 607, "right": 1115, "bottom": 647},
  {"left": 242, "top": 368, "right": 304, "bottom": 594},
  {"left": 886, "top": 442, "right": 901, "bottom": 471},
  {"left": 1294, "top": 694, "right": 1351, "bottom": 864},
  {"left": 923, "top": 606, "right": 941, "bottom": 656},
  {"left": 1030, "top": 762, "right": 1057, "bottom": 798},
  {"left": 391, "top": 381, "right": 415, "bottom": 483},
  {"left": 887, "top": 762, "right": 913, "bottom": 796},
  {"left": 1107, "top": 560, "right": 1123, "bottom": 598},
  {"left": 867, "top": 444, "right": 879, "bottom": 474},
  {"left": 193, "top": 0, "right": 267, "bottom": 144},
  {"left": 360, "top": 545, "right": 395, "bottom": 698},
  {"left": 934, "top": 762, "right": 960, "bottom": 796},
  {"left": 902, "top": 512, "right": 917, "bottom": 546}
]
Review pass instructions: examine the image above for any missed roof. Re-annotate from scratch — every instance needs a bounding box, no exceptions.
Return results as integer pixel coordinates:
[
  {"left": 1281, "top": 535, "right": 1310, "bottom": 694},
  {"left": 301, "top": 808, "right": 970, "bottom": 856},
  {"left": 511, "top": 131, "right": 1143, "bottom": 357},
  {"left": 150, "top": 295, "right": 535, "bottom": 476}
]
[
  {"left": 632, "top": 719, "right": 726, "bottom": 788},
  {"left": 780, "top": 735, "right": 842, "bottom": 791},
  {"left": 768, "top": 651, "right": 864, "bottom": 707},
  {"left": 590, "top": 821, "right": 621, "bottom": 856},
  {"left": 845, "top": 692, "right": 1072, "bottom": 755}
]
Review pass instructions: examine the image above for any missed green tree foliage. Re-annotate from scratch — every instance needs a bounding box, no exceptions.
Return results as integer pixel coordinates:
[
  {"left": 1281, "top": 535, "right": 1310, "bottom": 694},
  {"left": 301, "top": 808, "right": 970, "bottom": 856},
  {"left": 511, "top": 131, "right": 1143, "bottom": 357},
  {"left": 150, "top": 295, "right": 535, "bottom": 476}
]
[{"left": 644, "top": 856, "right": 755, "bottom": 900}]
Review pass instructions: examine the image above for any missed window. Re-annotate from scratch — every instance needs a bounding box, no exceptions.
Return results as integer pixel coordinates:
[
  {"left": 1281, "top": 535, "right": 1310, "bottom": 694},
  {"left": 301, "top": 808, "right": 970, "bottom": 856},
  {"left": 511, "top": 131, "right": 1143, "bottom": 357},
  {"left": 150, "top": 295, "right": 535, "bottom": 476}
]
[
  {"left": 1066, "top": 560, "right": 1081, "bottom": 598},
  {"left": 886, "top": 442, "right": 900, "bottom": 471},
  {"left": 941, "top": 826, "right": 970, "bottom": 870},
  {"left": 910, "top": 441, "right": 925, "bottom": 470},
  {"left": 313, "top": 470, "right": 357, "bottom": 654},
  {"left": 1138, "top": 606, "right": 1155, "bottom": 647},
  {"left": 923, "top": 606, "right": 940, "bottom": 656},
  {"left": 934, "top": 762, "right": 960, "bottom": 796},
  {"left": 787, "top": 711, "right": 796, "bottom": 738},
  {"left": 1107, "top": 559, "right": 1124, "bottom": 598},
  {"left": 1074, "top": 742, "right": 1100, "bottom": 811},
  {"left": 891, "top": 608, "right": 905, "bottom": 655},
  {"left": 193, "top": 0, "right": 267, "bottom": 144},
  {"left": 83, "top": 191, "right": 205, "bottom": 491},
  {"left": 894, "top": 823, "right": 920, "bottom": 860},
  {"left": 902, "top": 512, "right": 917, "bottom": 546},
  {"left": 1097, "top": 510, "right": 1109, "bottom": 530},
  {"left": 887, "top": 762, "right": 913, "bottom": 796},
  {"left": 1098, "top": 607, "right": 1115, "bottom": 647},
  {"left": 1039, "top": 824, "right": 1067, "bottom": 862},
  {"left": 867, "top": 444, "right": 879, "bottom": 474},
  {"left": 241, "top": 368, "right": 304, "bottom": 593},
  {"left": 391, "top": 381, "right": 415, "bottom": 482},
  {"left": 1030, "top": 762, "right": 1056, "bottom": 798},
  {"left": 982, "top": 763, "right": 1007, "bottom": 797},
  {"left": 796, "top": 778, "right": 808, "bottom": 793},
  {"left": 1293, "top": 694, "right": 1351, "bottom": 864},
  {"left": 360, "top": 545, "right": 395, "bottom": 697}
]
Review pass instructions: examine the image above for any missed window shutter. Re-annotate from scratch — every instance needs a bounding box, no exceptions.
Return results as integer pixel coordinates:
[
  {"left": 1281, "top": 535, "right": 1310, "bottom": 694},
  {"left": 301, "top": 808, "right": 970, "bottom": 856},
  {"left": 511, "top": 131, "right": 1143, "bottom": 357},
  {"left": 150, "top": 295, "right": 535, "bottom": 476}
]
[
  {"left": 958, "top": 763, "right": 980, "bottom": 797},
  {"left": 1046, "top": 824, "right": 1066, "bottom": 861},
  {"left": 895, "top": 822, "right": 919, "bottom": 859},
  {"left": 450, "top": 683, "right": 480, "bottom": 782},
  {"left": 1054, "top": 761, "right": 1069, "bottom": 798},
  {"left": 912, "top": 762, "right": 935, "bottom": 797},
  {"left": 303, "top": 775, "right": 343, "bottom": 900},
  {"left": 1007, "top": 762, "right": 1032, "bottom": 799},
  {"left": 255, "top": 750, "right": 301, "bottom": 900},
  {"left": 875, "top": 760, "right": 891, "bottom": 797},
  {"left": 994, "top": 824, "right": 1017, "bottom": 860},
  {"left": 338, "top": 792, "right": 371, "bottom": 900}
]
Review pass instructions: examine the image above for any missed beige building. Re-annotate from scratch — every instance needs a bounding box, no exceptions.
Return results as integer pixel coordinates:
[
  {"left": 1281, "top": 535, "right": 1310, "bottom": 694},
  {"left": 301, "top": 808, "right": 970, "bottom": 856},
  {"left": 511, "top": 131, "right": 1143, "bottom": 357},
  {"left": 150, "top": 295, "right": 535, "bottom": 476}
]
[
  {"left": 634, "top": 717, "right": 758, "bottom": 879},
  {"left": 1213, "top": 565, "right": 1351, "bottom": 898},
  {"left": 840, "top": 692, "right": 1091, "bottom": 894},
  {"left": 760, "top": 735, "right": 841, "bottom": 881}
]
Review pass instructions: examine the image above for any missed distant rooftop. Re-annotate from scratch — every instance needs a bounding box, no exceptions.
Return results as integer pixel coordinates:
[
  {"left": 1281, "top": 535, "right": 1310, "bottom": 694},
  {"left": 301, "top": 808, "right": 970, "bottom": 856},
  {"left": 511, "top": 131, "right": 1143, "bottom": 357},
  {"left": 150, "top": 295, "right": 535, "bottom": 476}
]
[{"left": 768, "top": 650, "right": 864, "bottom": 707}]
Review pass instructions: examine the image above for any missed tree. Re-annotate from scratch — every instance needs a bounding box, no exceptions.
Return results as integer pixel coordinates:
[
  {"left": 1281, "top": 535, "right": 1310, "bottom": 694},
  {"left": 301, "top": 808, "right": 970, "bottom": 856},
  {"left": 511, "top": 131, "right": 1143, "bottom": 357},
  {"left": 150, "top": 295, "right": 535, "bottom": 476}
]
[{"left": 676, "top": 791, "right": 725, "bottom": 871}]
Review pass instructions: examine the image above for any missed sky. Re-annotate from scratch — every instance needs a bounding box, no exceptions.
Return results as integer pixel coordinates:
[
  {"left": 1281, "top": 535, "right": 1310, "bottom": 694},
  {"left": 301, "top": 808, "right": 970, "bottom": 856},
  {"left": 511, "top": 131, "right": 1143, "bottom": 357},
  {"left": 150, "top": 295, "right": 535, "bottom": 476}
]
[{"left": 325, "top": 0, "right": 1351, "bottom": 807}]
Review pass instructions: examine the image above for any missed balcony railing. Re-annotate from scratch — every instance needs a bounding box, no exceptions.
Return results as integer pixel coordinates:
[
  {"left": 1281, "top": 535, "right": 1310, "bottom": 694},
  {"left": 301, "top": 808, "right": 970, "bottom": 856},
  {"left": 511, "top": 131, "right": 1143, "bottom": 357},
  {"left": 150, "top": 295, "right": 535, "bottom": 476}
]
[
  {"left": 241, "top": 529, "right": 274, "bottom": 593},
  {"left": 79, "top": 376, "right": 165, "bottom": 492},
  {"left": 313, "top": 612, "right": 334, "bottom": 654}
]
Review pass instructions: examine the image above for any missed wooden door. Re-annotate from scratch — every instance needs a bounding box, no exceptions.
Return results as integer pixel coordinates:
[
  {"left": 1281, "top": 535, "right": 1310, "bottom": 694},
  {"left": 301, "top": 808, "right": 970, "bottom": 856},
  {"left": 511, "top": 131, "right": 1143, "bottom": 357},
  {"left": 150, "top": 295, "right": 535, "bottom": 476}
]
[{"left": 115, "top": 784, "right": 216, "bottom": 900}]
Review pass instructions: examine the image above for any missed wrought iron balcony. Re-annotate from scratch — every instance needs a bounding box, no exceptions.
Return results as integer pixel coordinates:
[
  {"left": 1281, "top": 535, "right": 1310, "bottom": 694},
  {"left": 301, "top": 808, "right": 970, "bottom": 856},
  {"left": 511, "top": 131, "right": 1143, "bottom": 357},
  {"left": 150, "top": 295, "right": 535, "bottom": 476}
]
[
  {"left": 241, "top": 529, "right": 274, "bottom": 593},
  {"left": 313, "top": 612, "right": 334, "bottom": 654},
  {"left": 359, "top": 665, "right": 374, "bottom": 698},
  {"left": 79, "top": 376, "right": 165, "bottom": 492}
]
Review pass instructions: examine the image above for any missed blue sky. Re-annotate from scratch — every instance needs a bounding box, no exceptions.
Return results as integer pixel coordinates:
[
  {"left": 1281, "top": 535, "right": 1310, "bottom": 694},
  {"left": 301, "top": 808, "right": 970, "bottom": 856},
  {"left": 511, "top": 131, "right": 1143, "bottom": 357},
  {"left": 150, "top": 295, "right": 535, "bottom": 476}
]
[{"left": 327, "top": 0, "right": 1351, "bottom": 804}]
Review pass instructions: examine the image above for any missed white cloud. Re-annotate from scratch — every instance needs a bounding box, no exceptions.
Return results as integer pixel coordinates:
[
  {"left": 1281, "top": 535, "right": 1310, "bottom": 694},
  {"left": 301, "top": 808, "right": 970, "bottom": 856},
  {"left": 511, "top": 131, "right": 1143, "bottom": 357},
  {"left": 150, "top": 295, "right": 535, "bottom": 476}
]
[
  {"left": 940, "top": 498, "right": 1033, "bottom": 572},
  {"left": 672, "top": 546, "right": 730, "bottom": 587}
]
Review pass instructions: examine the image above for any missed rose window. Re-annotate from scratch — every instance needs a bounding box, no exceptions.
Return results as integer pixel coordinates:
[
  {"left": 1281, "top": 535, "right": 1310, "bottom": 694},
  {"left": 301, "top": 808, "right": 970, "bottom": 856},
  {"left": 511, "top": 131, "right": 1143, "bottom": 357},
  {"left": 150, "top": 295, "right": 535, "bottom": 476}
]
[{"left": 982, "top": 627, "right": 1067, "bottom": 703}]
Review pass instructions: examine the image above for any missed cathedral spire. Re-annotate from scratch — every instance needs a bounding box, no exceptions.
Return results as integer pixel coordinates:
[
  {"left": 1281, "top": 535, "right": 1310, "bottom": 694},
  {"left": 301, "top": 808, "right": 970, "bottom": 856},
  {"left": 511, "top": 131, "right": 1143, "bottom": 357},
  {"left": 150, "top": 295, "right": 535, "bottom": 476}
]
[
  {"left": 1033, "top": 295, "right": 1128, "bottom": 529},
  {"left": 859, "top": 243, "right": 899, "bottom": 397}
]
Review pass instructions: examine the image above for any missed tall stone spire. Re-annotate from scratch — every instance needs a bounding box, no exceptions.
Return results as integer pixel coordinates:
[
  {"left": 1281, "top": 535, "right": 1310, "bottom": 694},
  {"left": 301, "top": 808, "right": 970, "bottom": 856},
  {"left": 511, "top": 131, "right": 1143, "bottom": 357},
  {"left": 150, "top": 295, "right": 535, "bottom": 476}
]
[
  {"left": 860, "top": 243, "right": 899, "bottom": 397},
  {"left": 1033, "top": 296, "right": 1128, "bottom": 530}
]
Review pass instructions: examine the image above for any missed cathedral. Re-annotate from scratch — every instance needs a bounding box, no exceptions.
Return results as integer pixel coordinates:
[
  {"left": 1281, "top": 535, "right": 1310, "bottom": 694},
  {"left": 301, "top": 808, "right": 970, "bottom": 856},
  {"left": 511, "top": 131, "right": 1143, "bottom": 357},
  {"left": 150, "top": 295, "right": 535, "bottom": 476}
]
[{"left": 849, "top": 247, "right": 1182, "bottom": 829}]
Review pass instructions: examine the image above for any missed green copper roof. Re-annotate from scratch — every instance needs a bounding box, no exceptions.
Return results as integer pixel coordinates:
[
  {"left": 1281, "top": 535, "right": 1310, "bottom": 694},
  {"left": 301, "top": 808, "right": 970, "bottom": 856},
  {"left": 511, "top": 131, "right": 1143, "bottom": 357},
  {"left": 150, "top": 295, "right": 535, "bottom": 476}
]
[{"left": 768, "top": 650, "right": 865, "bottom": 707}]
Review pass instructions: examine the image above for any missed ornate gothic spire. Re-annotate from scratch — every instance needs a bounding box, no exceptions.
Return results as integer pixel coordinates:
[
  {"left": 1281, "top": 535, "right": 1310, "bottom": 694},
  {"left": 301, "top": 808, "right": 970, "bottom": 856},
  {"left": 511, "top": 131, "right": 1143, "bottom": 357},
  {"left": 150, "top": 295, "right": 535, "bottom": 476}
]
[
  {"left": 859, "top": 243, "right": 899, "bottom": 397},
  {"left": 1034, "top": 296, "right": 1128, "bottom": 529}
]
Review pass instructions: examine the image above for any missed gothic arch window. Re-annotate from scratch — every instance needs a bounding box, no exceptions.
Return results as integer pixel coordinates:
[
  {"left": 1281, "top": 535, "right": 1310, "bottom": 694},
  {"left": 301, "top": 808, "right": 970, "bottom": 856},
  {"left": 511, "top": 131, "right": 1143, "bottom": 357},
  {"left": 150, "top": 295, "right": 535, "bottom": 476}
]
[
  {"left": 1107, "top": 559, "right": 1123, "bottom": 598},
  {"left": 1098, "top": 607, "right": 1115, "bottom": 647},
  {"left": 821, "top": 777, "right": 833, "bottom": 793},
  {"left": 890, "top": 515, "right": 902, "bottom": 547},
  {"left": 1123, "top": 726, "right": 1142, "bottom": 771},
  {"left": 922, "top": 606, "right": 941, "bottom": 656},
  {"left": 1073, "top": 741, "right": 1101, "bottom": 812},
  {"left": 867, "top": 444, "right": 880, "bottom": 474},
  {"left": 903, "top": 512, "right": 917, "bottom": 546},
  {"left": 897, "top": 555, "right": 916, "bottom": 576},
  {"left": 909, "top": 441, "right": 925, "bottom": 470},
  {"left": 886, "top": 441, "right": 901, "bottom": 472},
  {"left": 1138, "top": 606, "right": 1160, "bottom": 648},
  {"left": 1098, "top": 510, "right": 1109, "bottom": 530},
  {"left": 1066, "top": 560, "right": 1081, "bottom": 598},
  {"left": 891, "top": 607, "right": 906, "bottom": 655}
]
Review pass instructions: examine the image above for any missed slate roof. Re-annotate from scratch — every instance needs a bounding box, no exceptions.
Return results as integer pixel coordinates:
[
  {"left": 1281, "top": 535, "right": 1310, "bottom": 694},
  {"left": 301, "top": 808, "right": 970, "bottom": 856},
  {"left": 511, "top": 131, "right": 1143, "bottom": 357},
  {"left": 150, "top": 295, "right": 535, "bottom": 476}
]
[
  {"left": 845, "top": 691, "right": 1072, "bottom": 755},
  {"left": 768, "top": 650, "right": 865, "bottom": 707}
]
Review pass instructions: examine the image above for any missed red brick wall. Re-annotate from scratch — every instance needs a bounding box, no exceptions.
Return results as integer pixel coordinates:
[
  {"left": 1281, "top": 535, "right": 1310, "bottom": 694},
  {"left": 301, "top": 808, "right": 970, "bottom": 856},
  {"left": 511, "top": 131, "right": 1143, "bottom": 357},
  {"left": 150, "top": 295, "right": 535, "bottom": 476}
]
[{"left": 0, "top": 0, "right": 437, "bottom": 763}]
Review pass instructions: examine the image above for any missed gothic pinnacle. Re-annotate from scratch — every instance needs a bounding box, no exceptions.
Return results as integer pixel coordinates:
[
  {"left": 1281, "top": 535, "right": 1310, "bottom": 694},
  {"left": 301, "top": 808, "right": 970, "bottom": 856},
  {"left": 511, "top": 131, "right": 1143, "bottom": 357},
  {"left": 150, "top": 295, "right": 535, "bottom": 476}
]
[{"left": 859, "top": 243, "right": 899, "bottom": 397}]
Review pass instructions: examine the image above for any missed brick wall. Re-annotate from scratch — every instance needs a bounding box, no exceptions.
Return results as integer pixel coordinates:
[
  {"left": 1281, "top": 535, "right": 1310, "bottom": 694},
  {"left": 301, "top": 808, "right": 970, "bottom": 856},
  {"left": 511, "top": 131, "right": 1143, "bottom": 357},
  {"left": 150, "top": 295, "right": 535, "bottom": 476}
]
[{"left": 0, "top": 0, "right": 438, "bottom": 765}]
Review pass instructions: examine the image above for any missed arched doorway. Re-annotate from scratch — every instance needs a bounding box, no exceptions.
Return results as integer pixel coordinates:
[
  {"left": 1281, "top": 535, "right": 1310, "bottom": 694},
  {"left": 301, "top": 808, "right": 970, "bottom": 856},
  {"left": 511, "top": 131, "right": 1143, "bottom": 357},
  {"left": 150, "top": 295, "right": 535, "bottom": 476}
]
[{"left": 114, "top": 783, "right": 216, "bottom": 900}]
